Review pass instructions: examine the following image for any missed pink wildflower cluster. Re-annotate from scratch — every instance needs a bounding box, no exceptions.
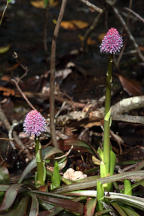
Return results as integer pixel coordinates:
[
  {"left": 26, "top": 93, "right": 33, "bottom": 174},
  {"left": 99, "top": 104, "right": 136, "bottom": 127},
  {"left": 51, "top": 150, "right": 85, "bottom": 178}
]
[
  {"left": 100, "top": 28, "right": 123, "bottom": 54},
  {"left": 23, "top": 110, "right": 47, "bottom": 137}
]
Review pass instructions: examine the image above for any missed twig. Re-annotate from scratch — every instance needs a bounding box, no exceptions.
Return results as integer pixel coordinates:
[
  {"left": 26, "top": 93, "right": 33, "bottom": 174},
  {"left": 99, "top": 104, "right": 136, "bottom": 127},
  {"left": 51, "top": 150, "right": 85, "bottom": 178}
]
[
  {"left": 115, "top": 44, "right": 125, "bottom": 68},
  {"left": 115, "top": 0, "right": 133, "bottom": 68},
  {"left": 126, "top": 0, "right": 133, "bottom": 26},
  {"left": 111, "top": 96, "right": 144, "bottom": 115},
  {"left": 124, "top": 7, "right": 144, "bottom": 24},
  {"left": 0, "top": 138, "right": 12, "bottom": 141},
  {"left": 79, "top": 0, "right": 103, "bottom": 14},
  {"left": 18, "top": 91, "right": 85, "bottom": 109},
  {"left": 112, "top": 114, "right": 144, "bottom": 124},
  {"left": 43, "top": 4, "right": 49, "bottom": 53},
  {"left": 110, "top": 130, "right": 123, "bottom": 154},
  {"left": 55, "top": 145, "right": 73, "bottom": 160},
  {"left": 55, "top": 95, "right": 144, "bottom": 125},
  {"left": 8, "top": 121, "right": 18, "bottom": 149},
  {"left": 113, "top": 7, "right": 144, "bottom": 61},
  {"left": 12, "top": 51, "right": 29, "bottom": 81},
  {"left": 11, "top": 79, "right": 36, "bottom": 110},
  {"left": 82, "top": 13, "right": 102, "bottom": 50},
  {"left": 0, "top": 0, "right": 9, "bottom": 25},
  {"left": 55, "top": 101, "right": 66, "bottom": 118},
  {"left": 50, "top": 0, "right": 67, "bottom": 148}
]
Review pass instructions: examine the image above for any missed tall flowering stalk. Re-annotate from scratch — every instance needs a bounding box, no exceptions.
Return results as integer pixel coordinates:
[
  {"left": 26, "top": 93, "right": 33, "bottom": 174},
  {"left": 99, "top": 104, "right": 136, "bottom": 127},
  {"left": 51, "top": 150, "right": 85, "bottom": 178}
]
[
  {"left": 97, "top": 28, "right": 123, "bottom": 210},
  {"left": 24, "top": 110, "right": 47, "bottom": 187},
  {"left": 100, "top": 28, "right": 123, "bottom": 178}
]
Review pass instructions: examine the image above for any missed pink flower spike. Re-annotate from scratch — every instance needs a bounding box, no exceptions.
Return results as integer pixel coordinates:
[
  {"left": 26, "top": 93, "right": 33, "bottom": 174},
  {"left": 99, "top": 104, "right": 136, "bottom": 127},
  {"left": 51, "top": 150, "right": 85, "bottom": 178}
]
[
  {"left": 23, "top": 110, "right": 47, "bottom": 137},
  {"left": 100, "top": 28, "right": 123, "bottom": 54}
]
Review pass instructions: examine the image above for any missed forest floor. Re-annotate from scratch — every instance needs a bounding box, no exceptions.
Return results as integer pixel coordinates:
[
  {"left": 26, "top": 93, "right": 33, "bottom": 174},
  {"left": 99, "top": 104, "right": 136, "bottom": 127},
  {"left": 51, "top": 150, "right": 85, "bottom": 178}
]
[{"left": 0, "top": 0, "right": 144, "bottom": 211}]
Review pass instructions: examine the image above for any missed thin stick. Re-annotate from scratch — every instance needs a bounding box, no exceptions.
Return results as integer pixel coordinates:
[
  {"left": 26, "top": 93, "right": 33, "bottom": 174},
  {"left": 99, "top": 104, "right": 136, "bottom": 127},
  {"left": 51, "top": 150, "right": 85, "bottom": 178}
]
[
  {"left": 111, "top": 96, "right": 144, "bottom": 115},
  {"left": 12, "top": 79, "right": 36, "bottom": 110},
  {"left": 0, "top": 0, "right": 9, "bottom": 25},
  {"left": 43, "top": 4, "right": 49, "bottom": 53},
  {"left": 115, "top": 0, "right": 133, "bottom": 68},
  {"left": 126, "top": 0, "right": 133, "bottom": 26},
  {"left": 113, "top": 7, "right": 144, "bottom": 61},
  {"left": 80, "top": 0, "right": 103, "bottom": 14},
  {"left": 124, "top": 7, "right": 144, "bottom": 24},
  {"left": 50, "top": 0, "right": 67, "bottom": 148},
  {"left": 82, "top": 13, "right": 102, "bottom": 50},
  {"left": 112, "top": 114, "right": 144, "bottom": 124}
]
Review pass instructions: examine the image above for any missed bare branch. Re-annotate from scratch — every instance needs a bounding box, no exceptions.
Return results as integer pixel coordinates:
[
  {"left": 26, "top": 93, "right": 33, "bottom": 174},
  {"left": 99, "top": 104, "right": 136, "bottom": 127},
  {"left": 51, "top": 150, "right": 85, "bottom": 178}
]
[
  {"left": 80, "top": 0, "right": 103, "bottom": 14},
  {"left": 11, "top": 79, "right": 36, "bottom": 110},
  {"left": 113, "top": 7, "right": 144, "bottom": 61},
  {"left": 112, "top": 114, "right": 144, "bottom": 124},
  {"left": 111, "top": 96, "right": 144, "bottom": 115},
  {"left": 82, "top": 13, "right": 102, "bottom": 50},
  {"left": 124, "top": 7, "right": 144, "bottom": 24},
  {"left": 50, "top": 0, "right": 67, "bottom": 148}
]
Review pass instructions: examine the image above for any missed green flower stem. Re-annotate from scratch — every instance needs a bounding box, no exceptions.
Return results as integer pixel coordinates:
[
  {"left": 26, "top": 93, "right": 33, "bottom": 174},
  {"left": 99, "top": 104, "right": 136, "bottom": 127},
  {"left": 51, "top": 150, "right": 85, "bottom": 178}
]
[
  {"left": 35, "top": 138, "right": 46, "bottom": 187},
  {"left": 103, "top": 55, "right": 113, "bottom": 176},
  {"left": 124, "top": 179, "right": 132, "bottom": 195}
]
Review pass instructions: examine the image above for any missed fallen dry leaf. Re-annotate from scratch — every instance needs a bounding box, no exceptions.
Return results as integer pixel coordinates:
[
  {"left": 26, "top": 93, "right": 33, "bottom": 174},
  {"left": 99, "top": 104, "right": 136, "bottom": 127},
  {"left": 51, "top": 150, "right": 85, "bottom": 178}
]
[
  {"left": 0, "top": 87, "right": 15, "bottom": 96},
  {"left": 60, "top": 20, "right": 89, "bottom": 30},
  {"left": 79, "top": 35, "right": 96, "bottom": 45},
  {"left": 98, "top": 33, "right": 105, "bottom": 41},
  {"left": 139, "top": 46, "right": 144, "bottom": 52},
  {"left": 6, "top": 62, "right": 21, "bottom": 72},
  {"left": 81, "top": 121, "right": 102, "bottom": 128},
  {"left": 31, "top": 0, "right": 44, "bottom": 8},
  {"left": 31, "top": 0, "right": 58, "bottom": 8},
  {"left": 1, "top": 75, "right": 11, "bottom": 82},
  {"left": 118, "top": 74, "right": 142, "bottom": 96}
]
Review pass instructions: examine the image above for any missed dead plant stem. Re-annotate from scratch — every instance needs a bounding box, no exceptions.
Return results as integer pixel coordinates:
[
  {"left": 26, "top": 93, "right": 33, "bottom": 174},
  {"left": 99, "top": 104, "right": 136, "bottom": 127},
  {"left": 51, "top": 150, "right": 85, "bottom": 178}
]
[
  {"left": 50, "top": 0, "right": 67, "bottom": 148},
  {"left": 113, "top": 7, "right": 144, "bottom": 61},
  {"left": 12, "top": 79, "right": 35, "bottom": 110}
]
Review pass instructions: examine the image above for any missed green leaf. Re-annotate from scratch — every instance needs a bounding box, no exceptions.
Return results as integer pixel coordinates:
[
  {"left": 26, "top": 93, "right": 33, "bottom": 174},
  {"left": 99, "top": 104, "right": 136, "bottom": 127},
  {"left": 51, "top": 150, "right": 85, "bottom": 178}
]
[
  {"left": 19, "top": 146, "right": 62, "bottom": 183},
  {"left": 104, "top": 109, "right": 111, "bottom": 121},
  {"left": 44, "top": 0, "right": 49, "bottom": 7},
  {"left": 111, "top": 202, "right": 127, "bottom": 216},
  {"left": 35, "top": 138, "right": 46, "bottom": 187},
  {"left": 97, "top": 181, "right": 104, "bottom": 211},
  {"left": 55, "top": 170, "right": 144, "bottom": 194},
  {"left": 50, "top": 161, "right": 61, "bottom": 190},
  {"left": 39, "top": 199, "right": 63, "bottom": 215},
  {"left": 97, "top": 147, "right": 104, "bottom": 161},
  {"left": 110, "top": 150, "right": 116, "bottom": 176},
  {"left": 124, "top": 179, "right": 132, "bottom": 195},
  {"left": 0, "top": 184, "right": 21, "bottom": 211},
  {"left": 121, "top": 205, "right": 140, "bottom": 216}
]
